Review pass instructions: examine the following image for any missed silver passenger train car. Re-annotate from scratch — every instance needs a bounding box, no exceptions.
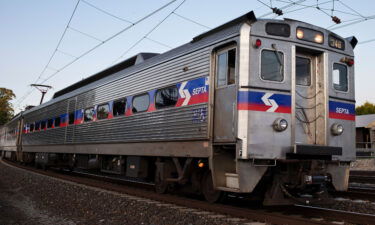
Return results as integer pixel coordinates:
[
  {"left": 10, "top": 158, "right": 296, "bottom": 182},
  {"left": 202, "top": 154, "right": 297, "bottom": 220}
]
[{"left": 0, "top": 11, "right": 357, "bottom": 205}]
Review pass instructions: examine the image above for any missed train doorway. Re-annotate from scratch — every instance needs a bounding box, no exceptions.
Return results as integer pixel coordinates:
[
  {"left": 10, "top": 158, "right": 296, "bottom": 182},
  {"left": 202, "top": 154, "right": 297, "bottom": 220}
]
[
  {"left": 294, "top": 49, "right": 325, "bottom": 146},
  {"left": 213, "top": 46, "right": 237, "bottom": 143}
]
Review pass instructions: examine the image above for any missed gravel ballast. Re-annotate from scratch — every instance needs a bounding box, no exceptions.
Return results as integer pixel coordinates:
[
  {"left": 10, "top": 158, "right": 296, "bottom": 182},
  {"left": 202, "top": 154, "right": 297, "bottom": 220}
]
[{"left": 0, "top": 160, "right": 260, "bottom": 225}]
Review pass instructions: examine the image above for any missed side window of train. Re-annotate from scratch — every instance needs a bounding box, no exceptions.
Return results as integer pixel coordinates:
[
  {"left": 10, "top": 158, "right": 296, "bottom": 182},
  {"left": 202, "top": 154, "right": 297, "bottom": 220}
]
[
  {"left": 113, "top": 99, "right": 126, "bottom": 117},
  {"left": 47, "top": 119, "right": 54, "bottom": 129},
  {"left": 55, "top": 116, "right": 61, "bottom": 127},
  {"left": 35, "top": 122, "right": 40, "bottom": 131},
  {"left": 30, "top": 123, "right": 35, "bottom": 132},
  {"left": 217, "top": 48, "right": 236, "bottom": 87},
  {"left": 41, "top": 121, "right": 46, "bottom": 130},
  {"left": 97, "top": 104, "right": 109, "bottom": 120},
  {"left": 155, "top": 86, "right": 178, "bottom": 109},
  {"left": 84, "top": 107, "right": 95, "bottom": 122},
  {"left": 333, "top": 63, "right": 348, "bottom": 92},
  {"left": 69, "top": 112, "right": 75, "bottom": 125},
  {"left": 132, "top": 93, "right": 150, "bottom": 113},
  {"left": 261, "top": 50, "right": 284, "bottom": 82}
]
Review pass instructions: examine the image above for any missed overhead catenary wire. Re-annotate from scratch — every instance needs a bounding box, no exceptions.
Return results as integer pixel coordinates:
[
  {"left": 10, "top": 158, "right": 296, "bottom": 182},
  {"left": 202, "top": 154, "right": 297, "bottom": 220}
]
[
  {"left": 259, "top": 0, "right": 307, "bottom": 18},
  {"left": 277, "top": 0, "right": 333, "bottom": 17},
  {"left": 276, "top": 0, "right": 359, "bottom": 17},
  {"left": 172, "top": 12, "right": 211, "bottom": 29},
  {"left": 331, "top": 14, "right": 375, "bottom": 30},
  {"left": 337, "top": 0, "right": 366, "bottom": 18},
  {"left": 358, "top": 38, "right": 375, "bottom": 45},
  {"left": 144, "top": 37, "right": 173, "bottom": 49},
  {"left": 111, "top": 0, "right": 187, "bottom": 64},
  {"left": 14, "top": 0, "right": 178, "bottom": 109},
  {"left": 68, "top": 26, "right": 105, "bottom": 43},
  {"left": 14, "top": 0, "right": 81, "bottom": 109},
  {"left": 81, "top": 0, "right": 134, "bottom": 24}
]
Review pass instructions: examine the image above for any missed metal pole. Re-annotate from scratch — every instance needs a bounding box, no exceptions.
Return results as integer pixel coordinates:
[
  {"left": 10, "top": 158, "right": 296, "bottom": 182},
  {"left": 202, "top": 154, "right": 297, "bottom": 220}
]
[{"left": 40, "top": 91, "right": 47, "bottom": 105}]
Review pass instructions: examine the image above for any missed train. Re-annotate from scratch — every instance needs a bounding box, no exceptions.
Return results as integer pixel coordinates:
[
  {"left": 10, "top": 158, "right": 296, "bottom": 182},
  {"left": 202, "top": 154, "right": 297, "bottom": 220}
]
[{"left": 0, "top": 11, "right": 357, "bottom": 205}]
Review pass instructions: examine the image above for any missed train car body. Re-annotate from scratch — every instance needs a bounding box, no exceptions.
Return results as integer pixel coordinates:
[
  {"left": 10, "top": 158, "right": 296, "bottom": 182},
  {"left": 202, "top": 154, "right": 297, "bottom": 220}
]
[{"left": 0, "top": 11, "right": 357, "bottom": 204}]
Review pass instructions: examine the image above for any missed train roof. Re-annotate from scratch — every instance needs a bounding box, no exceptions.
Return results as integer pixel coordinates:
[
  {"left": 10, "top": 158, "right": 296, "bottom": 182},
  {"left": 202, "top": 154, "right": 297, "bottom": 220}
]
[{"left": 52, "top": 52, "right": 159, "bottom": 99}]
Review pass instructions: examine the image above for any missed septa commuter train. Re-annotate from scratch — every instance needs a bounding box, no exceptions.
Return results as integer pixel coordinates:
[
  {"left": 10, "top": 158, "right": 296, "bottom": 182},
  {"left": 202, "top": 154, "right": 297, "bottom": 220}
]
[{"left": 0, "top": 11, "right": 357, "bottom": 205}]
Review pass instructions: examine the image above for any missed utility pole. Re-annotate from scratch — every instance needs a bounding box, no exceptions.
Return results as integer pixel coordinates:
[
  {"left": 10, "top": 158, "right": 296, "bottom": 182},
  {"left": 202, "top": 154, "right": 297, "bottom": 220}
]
[{"left": 30, "top": 84, "right": 52, "bottom": 105}]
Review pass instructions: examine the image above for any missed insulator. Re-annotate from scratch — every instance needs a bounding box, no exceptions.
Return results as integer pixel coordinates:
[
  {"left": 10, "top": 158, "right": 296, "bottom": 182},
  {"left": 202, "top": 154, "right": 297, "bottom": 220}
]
[
  {"left": 332, "top": 16, "right": 341, "bottom": 24},
  {"left": 272, "top": 7, "right": 283, "bottom": 16}
]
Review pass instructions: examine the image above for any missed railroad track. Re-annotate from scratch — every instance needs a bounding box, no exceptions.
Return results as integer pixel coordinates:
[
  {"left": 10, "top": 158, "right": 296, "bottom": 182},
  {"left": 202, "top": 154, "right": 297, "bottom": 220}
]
[
  {"left": 3, "top": 159, "right": 375, "bottom": 225},
  {"left": 349, "top": 170, "right": 375, "bottom": 184}
]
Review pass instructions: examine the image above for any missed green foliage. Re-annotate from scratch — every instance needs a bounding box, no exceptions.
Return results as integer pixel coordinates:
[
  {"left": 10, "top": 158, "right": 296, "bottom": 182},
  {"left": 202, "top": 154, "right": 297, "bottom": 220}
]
[
  {"left": 356, "top": 101, "right": 375, "bottom": 115},
  {"left": 0, "top": 88, "right": 15, "bottom": 125}
]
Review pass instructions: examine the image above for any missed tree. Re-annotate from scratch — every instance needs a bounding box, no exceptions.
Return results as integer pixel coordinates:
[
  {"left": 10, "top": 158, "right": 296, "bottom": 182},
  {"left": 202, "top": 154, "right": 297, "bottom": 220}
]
[
  {"left": 356, "top": 101, "right": 375, "bottom": 115},
  {"left": 0, "top": 88, "right": 16, "bottom": 125}
]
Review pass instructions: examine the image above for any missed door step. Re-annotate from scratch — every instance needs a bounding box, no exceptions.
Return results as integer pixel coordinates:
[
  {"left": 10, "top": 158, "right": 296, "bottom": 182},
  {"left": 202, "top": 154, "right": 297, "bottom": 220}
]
[{"left": 225, "top": 173, "right": 239, "bottom": 189}]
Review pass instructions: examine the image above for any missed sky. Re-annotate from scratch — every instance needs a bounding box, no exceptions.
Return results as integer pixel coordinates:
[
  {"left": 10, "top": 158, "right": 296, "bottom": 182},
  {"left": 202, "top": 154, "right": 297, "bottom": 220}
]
[{"left": 0, "top": 0, "right": 374, "bottom": 113}]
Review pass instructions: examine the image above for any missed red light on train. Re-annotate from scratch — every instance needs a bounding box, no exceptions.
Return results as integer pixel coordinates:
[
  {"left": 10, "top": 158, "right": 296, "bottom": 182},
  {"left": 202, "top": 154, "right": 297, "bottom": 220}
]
[
  {"left": 341, "top": 57, "right": 354, "bottom": 67},
  {"left": 254, "top": 39, "right": 262, "bottom": 48},
  {"left": 347, "top": 58, "right": 354, "bottom": 67}
]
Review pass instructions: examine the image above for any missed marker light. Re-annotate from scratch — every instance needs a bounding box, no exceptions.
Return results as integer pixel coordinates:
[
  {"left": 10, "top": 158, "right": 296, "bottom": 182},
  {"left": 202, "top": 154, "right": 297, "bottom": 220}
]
[
  {"left": 254, "top": 39, "right": 262, "bottom": 48},
  {"left": 273, "top": 118, "right": 288, "bottom": 132},
  {"left": 296, "top": 29, "right": 304, "bottom": 39},
  {"left": 331, "top": 123, "right": 344, "bottom": 136},
  {"left": 341, "top": 57, "right": 354, "bottom": 67},
  {"left": 296, "top": 27, "right": 324, "bottom": 44},
  {"left": 314, "top": 34, "right": 324, "bottom": 44}
]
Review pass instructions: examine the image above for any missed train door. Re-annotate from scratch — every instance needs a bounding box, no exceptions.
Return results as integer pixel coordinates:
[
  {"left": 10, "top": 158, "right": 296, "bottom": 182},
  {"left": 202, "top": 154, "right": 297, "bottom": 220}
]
[
  {"left": 65, "top": 98, "right": 77, "bottom": 143},
  {"left": 213, "top": 46, "right": 237, "bottom": 142},
  {"left": 294, "top": 50, "right": 325, "bottom": 146}
]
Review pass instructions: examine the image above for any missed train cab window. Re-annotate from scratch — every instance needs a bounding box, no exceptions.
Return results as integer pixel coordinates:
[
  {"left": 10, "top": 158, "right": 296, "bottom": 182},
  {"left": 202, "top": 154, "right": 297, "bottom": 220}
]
[
  {"left": 217, "top": 48, "right": 236, "bottom": 87},
  {"left": 30, "top": 123, "right": 35, "bottom": 132},
  {"left": 41, "top": 121, "right": 46, "bottom": 130},
  {"left": 296, "top": 57, "right": 311, "bottom": 86},
  {"left": 113, "top": 99, "right": 126, "bottom": 117},
  {"left": 132, "top": 94, "right": 149, "bottom": 113},
  {"left": 97, "top": 104, "right": 109, "bottom": 120},
  {"left": 261, "top": 50, "right": 284, "bottom": 82},
  {"left": 54, "top": 117, "right": 61, "bottom": 127},
  {"left": 35, "top": 122, "right": 40, "bottom": 131},
  {"left": 333, "top": 63, "right": 348, "bottom": 92},
  {"left": 47, "top": 119, "right": 54, "bottom": 129},
  {"left": 84, "top": 107, "right": 95, "bottom": 122},
  {"left": 69, "top": 112, "right": 75, "bottom": 125},
  {"left": 155, "top": 86, "right": 178, "bottom": 109}
]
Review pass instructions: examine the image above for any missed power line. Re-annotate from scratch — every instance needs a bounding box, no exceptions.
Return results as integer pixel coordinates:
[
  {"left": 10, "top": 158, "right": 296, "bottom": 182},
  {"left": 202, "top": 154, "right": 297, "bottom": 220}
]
[
  {"left": 358, "top": 38, "right": 375, "bottom": 45},
  {"left": 81, "top": 0, "right": 134, "bottom": 24},
  {"left": 68, "top": 26, "right": 104, "bottom": 43},
  {"left": 278, "top": 0, "right": 332, "bottom": 16},
  {"left": 172, "top": 12, "right": 211, "bottom": 29},
  {"left": 15, "top": 0, "right": 177, "bottom": 108},
  {"left": 337, "top": 0, "right": 366, "bottom": 18},
  {"left": 112, "top": 0, "right": 187, "bottom": 64},
  {"left": 259, "top": 0, "right": 307, "bottom": 18},
  {"left": 144, "top": 37, "right": 173, "bottom": 49},
  {"left": 331, "top": 14, "right": 375, "bottom": 30},
  {"left": 35, "top": 0, "right": 81, "bottom": 83},
  {"left": 14, "top": 0, "right": 81, "bottom": 108}
]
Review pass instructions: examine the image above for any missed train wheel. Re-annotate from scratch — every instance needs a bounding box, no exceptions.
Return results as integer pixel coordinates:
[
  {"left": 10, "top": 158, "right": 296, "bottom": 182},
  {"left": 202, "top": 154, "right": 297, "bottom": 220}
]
[{"left": 201, "top": 170, "right": 224, "bottom": 203}]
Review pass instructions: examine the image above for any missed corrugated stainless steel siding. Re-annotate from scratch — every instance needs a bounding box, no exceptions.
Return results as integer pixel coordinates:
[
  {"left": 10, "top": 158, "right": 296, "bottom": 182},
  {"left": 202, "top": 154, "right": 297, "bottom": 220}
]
[{"left": 23, "top": 104, "right": 208, "bottom": 145}]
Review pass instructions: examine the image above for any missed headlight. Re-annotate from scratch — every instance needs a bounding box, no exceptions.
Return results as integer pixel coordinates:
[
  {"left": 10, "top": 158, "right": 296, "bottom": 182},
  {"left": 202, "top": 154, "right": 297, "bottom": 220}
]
[
  {"left": 273, "top": 118, "right": 288, "bottom": 132},
  {"left": 331, "top": 123, "right": 344, "bottom": 136}
]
